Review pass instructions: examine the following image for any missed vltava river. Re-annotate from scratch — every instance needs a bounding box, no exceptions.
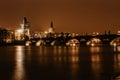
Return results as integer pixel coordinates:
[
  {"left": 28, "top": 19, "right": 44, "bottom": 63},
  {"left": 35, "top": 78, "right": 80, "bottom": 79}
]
[{"left": 0, "top": 46, "right": 120, "bottom": 80}]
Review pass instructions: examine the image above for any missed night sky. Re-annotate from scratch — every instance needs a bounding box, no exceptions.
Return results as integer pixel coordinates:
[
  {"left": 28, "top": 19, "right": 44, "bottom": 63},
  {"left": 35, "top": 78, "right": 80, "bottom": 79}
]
[{"left": 0, "top": 0, "right": 120, "bottom": 34}]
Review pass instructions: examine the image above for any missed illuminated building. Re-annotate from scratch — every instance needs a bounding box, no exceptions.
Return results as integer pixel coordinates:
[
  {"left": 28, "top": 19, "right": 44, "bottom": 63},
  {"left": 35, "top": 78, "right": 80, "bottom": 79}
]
[
  {"left": 15, "top": 29, "right": 24, "bottom": 40},
  {"left": 15, "top": 17, "right": 30, "bottom": 40}
]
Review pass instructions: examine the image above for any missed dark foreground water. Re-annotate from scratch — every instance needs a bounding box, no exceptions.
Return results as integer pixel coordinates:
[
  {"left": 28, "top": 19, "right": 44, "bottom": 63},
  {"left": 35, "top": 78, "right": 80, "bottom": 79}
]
[{"left": 0, "top": 46, "right": 120, "bottom": 80}]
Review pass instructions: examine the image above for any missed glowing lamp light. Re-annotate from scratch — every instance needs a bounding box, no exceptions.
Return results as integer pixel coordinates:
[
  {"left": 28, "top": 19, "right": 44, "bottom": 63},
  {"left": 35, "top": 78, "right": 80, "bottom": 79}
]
[
  {"left": 25, "top": 43, "right": 29, "bottom": 46},
  {"left": 44, "top": 31, "right": 48, "bottom": 34},
  {"left": 113, "top": 43, "right": 117, "bottom": 47},
  {"left": 73, "top": 43, "right": 76, "bottom": 46},
  {"left": 36, "top": 41, "right": 41, "bottom": 46},
  {"left": 91, "top": 43, "right": 95, "bottom": 46},
  {"left": 66, "top": 43, "right": 70, "bottom": 46},
  {"left": 25, "top": 41, "right": 31, "bottom": 46}
]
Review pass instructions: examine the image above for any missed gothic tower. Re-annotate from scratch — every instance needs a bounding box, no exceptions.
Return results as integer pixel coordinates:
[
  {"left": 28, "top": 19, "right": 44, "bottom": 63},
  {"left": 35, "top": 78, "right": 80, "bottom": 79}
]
[{"left": 20, "top": 17, "right": 30, "bottom": 39}]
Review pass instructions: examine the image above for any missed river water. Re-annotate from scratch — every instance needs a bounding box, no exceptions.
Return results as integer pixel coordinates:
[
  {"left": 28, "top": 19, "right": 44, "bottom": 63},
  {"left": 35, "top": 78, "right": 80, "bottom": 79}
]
[{"left": 0, "top": 45, "right": 120, "bottom": 80}]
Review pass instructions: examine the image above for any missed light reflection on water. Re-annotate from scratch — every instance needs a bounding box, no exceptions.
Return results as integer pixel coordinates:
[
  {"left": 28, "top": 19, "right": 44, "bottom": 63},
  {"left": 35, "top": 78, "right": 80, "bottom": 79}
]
[
  {"left": 1, "top": 46, "right": 120, "bottom": 80},
  {"left": 114, "top": 46, "right": 120, "bottom": 52},
  {"left": 90, "top": 46, "right": 102, "bottom": 79},
  {"left": 12, "top": 46, "right": 26, "bottom": 80},
  {"left": 113, "top": 46, "right": 120, "bottom": 76},
  {"left": 90, "top": 46, "right": 101, "bottom": 62},
  {"left": 38, "top": 46, "right": 79, "bottom": 64}
]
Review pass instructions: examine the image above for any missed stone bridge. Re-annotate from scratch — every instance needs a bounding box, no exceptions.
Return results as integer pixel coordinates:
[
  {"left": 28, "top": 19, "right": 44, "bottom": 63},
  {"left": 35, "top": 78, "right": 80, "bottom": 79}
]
[{"left": 25, "top": 34, "right": 120, "bottom": 46}]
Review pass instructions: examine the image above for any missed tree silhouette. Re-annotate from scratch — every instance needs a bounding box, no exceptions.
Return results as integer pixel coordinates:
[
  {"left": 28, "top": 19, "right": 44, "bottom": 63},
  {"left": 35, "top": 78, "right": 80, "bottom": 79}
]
[{"left": 0, "top": 28, "right": 10, "bottom": 45}]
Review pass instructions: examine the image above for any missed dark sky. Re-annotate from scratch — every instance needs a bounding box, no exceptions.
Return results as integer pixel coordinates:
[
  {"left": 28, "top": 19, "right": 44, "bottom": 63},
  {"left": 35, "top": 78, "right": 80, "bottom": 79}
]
[{"left": 0, "top": 0, "right": 120, "bottom": 34}]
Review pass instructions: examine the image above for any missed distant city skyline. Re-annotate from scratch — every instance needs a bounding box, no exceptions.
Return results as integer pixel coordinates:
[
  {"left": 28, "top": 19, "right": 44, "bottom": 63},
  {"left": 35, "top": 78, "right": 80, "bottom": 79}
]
[{"left": 0, "top": 0, "right": 120, "bottom": 34}]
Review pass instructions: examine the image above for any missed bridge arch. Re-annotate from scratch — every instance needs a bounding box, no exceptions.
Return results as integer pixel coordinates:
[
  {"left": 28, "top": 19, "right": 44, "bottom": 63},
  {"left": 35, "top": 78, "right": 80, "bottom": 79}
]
[
  {"left": 66, "top": 38, "right": 80, "bottom": 46},
  {"left": 51, "top": 40, "right": 62, "bottom": 46},
  {"left": 110, "top": 37, "right": 120, "bottom": 46},
  {"left": 25, "top": 41, "right": 31, "bottom": 46},
  {"left": 80, "top": 38, "right": 87, "bottom": 42},
  {"left": 87, "top": 38, "right": 102, "bottom": 46},
  {"left": 36, "top": 40, "right": 45, "bottom": 46}
]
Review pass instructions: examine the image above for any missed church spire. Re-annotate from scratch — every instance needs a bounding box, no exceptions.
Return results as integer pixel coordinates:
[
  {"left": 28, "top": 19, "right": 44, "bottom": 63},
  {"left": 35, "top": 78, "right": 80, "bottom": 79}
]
[
  {"left": 50, "top": 21, "right": 53, "bottom": 28},
  {"left": 23, "top": 17, "right": 27, "bottom": 24},
  {"left": 49, "top": 21, "right": 55, "bottom": 33}
]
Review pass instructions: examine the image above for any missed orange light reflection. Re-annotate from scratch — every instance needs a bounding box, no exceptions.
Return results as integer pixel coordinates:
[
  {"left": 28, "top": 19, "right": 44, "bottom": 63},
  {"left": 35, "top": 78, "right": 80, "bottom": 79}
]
[{"left": 13, "top": 46, "right": 26, "bottom": 80}]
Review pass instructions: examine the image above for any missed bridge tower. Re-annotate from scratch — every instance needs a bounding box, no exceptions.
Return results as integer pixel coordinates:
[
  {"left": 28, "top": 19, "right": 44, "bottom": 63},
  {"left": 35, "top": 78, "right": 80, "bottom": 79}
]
[{"left": 20, "top": 17, "right": 30, "bottom": 40}]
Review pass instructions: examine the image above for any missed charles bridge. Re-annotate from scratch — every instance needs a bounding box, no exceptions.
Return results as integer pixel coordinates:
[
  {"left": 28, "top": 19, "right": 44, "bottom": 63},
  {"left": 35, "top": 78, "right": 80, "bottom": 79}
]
[{"left": 24, "top": 34, "right": 120, "bottom": 46}]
